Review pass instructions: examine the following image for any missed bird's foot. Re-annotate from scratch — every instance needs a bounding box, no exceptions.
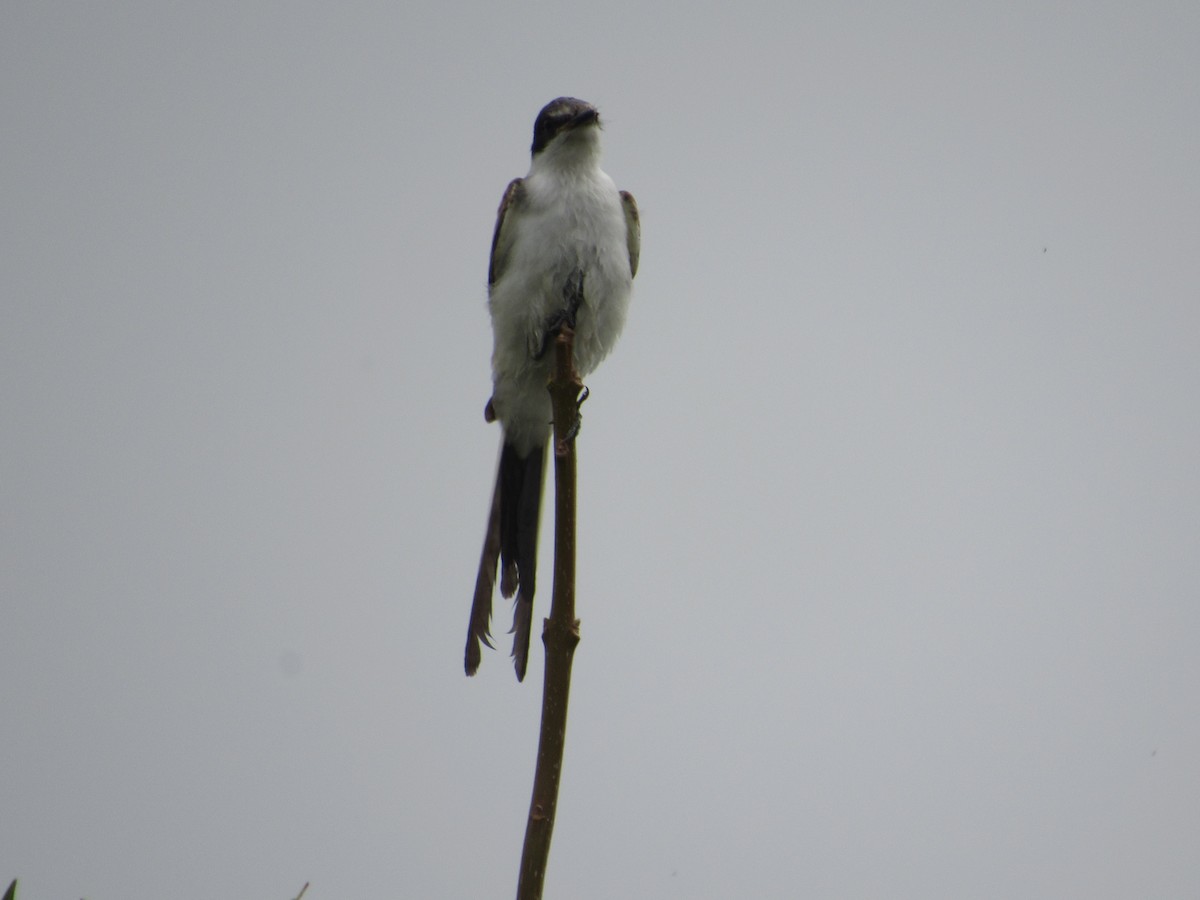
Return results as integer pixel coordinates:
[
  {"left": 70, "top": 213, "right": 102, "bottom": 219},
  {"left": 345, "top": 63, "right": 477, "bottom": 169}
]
[{"left": 563, "top": 385, "right": 589, "bottom": 443}]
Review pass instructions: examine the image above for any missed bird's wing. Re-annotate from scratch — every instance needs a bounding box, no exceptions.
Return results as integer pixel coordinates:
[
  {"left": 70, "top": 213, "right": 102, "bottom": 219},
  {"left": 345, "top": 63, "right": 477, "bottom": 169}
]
[
  {"left": 488, "top": 178, "right": 525, "bottom": 286},
  {"left": 620, "top": 190, "right": 640, "bottom": 279}
]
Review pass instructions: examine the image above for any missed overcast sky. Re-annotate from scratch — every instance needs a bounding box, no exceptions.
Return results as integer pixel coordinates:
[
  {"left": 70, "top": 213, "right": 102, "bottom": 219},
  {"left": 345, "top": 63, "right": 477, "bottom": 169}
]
[{"left": 3, "top": 2, "right": 1198, "bottom": 898}]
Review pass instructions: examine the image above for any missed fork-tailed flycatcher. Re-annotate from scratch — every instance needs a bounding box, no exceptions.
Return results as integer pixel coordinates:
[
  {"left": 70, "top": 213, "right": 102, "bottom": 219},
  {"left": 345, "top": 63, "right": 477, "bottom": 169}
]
[{"left": 464, "top": 97, "right": 640, "bottom": 681}]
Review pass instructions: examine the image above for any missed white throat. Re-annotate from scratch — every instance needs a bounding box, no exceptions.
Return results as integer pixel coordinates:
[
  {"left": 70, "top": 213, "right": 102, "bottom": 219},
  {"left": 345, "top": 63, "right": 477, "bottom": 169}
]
[{"left": 530, "top": 128, "right": 602, "bottom": 175}]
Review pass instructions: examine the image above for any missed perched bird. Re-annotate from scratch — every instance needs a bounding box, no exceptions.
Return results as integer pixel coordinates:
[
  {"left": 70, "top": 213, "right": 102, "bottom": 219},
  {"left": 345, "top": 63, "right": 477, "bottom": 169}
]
[{"left": 465, "top": 97, "right": 640, "bottom": 681}]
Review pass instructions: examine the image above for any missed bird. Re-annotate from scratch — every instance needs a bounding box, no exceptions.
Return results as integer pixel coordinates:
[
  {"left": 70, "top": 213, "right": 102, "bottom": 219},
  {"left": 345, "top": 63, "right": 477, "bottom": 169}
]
[{"left": 464, "top": 97, "right": 640, "bottom": 681}]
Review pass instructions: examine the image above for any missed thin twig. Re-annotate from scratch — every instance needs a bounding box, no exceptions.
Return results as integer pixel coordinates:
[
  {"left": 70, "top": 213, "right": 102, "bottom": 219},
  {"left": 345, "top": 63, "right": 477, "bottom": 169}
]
[{"left": 515, "top": 323, "right": 584, "bottom": 899}]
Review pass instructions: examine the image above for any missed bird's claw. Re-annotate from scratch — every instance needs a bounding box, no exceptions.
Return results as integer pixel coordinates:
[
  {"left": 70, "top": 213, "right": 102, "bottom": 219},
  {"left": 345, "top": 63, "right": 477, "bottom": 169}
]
[{"left": 563, "top": 385, "right": 589, "bottom": 443}]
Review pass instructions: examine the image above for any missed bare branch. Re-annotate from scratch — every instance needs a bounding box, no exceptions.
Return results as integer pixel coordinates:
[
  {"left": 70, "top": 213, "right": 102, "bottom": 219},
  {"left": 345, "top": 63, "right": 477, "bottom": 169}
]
[{"left": 515, "top": 322, "right": 585, "bottom": 899}]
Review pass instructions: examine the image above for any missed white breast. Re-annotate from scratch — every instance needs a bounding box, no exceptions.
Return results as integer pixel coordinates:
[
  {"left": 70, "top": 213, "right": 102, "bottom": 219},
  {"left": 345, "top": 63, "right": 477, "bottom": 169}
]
[{"left": 489, "top": 165, "right": 633, "bottom": 422}]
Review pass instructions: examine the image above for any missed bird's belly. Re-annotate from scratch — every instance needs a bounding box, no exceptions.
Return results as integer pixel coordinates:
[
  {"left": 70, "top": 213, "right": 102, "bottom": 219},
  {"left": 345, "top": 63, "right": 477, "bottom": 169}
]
[{"left": 492, "top": 206, "right": 631, "bottom": 371}]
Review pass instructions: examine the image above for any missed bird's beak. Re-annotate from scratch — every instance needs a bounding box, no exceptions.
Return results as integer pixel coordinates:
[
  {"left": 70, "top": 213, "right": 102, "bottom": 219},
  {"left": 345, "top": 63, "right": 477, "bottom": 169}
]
[{"left": 568, "top": 107, "right": 599, "bottom": 128}]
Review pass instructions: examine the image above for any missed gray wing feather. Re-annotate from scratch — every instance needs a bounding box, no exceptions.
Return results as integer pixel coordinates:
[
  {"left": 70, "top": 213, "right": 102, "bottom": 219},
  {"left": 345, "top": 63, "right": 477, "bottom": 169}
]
[
  {"left": 620, "top": 190, "right": 640, "bottom": 279},
  {"left": 488, "top": 179, "right": 524, "bottom": 286}
]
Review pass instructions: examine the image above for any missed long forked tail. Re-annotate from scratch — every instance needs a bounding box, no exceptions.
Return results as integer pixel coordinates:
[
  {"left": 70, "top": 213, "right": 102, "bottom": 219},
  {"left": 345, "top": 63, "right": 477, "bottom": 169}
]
[
  {"left": 465, "top": 473, "right": 503, "bottom": 676},
  {"left": 465, "top": 440, "right": 546, "bottom": 680},
  {"left": 499, "top": 440, "right": 546, "bottom": 681}
]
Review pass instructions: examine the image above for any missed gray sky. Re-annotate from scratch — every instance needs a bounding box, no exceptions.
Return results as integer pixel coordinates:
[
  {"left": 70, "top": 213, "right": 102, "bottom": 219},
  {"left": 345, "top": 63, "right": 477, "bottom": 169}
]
[{"left": 3, "top": 2, "right": 1198, "bottom": 898}]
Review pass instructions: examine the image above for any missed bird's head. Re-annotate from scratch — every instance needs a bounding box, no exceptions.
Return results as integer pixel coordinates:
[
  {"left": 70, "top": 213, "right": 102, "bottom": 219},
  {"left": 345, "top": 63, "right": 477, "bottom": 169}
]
[{"left": 530, "top": 97, "right": 602, "bottom": 163}]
